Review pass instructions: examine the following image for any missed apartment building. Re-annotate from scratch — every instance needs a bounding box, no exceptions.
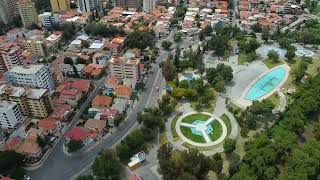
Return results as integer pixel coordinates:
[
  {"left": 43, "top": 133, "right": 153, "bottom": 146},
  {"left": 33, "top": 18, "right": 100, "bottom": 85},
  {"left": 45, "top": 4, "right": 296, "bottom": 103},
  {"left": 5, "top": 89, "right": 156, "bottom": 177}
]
[
  {"left": 77, "top": 0, "right": 102, "bottom": 13},
  {"left": 18, "top": 0, "right": 38, "bottom": 27},
  {"left": 109, "top": 56, "right": 141, "bottom": 83},
  {"left": 0, "top": 0, "right": 20, "bottom": 24},
  {"left": 38, "top": 12, "right": 59, "bottom": 28},
  {"left": 0, "top": 43, "right": 22, "bottom": 71},
  {"left": 0, "top": 84, "right": 53, "bottom": 118},
  {"left": 115, "top": 0, "right": 142, "bottom": 9},
  {"left": 143, "top": 0, "right": 156, "bottom": 12},
  {"left": 0, "top": 100, "right": 22, "bottom": 129},
  {"left": 5, "top": 64, "right": 55, "bottom": 90},
  {"left": 50, "top": 0, "right": 70, "bottom": 12},
  {"left": 24, "top": 36, "right": 48, "bottom": 57},
  {"left": 0, "top": 55, "right": 7, "bottom": 73}
]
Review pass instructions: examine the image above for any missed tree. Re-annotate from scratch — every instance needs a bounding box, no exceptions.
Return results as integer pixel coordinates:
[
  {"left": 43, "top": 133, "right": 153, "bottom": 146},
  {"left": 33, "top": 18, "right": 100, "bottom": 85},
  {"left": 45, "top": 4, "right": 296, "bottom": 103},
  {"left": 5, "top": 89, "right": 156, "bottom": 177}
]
[
  {"left": 37, "top": 135, "right": 47, "bottom": 148},
  {"left": 261, "top": 29, "right": 269, "bottom": 42},
  {"left": 0, "top": 151, "right": 25, "bottom": 179},
  {"left": 66, "top": 140, "right": 83, "bottom": 152},
  {"left": 174, "top": 32, "right": 182, "bottom": 42},
  {"left": 162, "top": 40, "right": 173, "bottom": 50},
  {"left": 251, "top": 23, "right": 263, "bottom": 33},
  {"left": 125, "top": 31, "right": 155, "bottom": 50},
  {"left": 114, "top": 114, "right": 126, "bottom": 126},
  {"left": 285, "top": 47, "right": 296, "bottom": 62},
  {"left": 162, "top": 59, "right": 177, "bottom": 81},
  {"left": 267, "top": 50, "right": 279, "bottom": 63},
  {"left": 203, "top": 25, "right": 213, "bottom": 36},
  {"left": 223, "top": 139, "right": 236, "bottom": 154},
  {"left": 313, "top": 122, "right": 320, "bottom": 141},
  {"left": 211, "top": 153, "right": 223, "bottom": 174},
  {"left": 207, "top": 34, "right": 229, "bottom": 56},
  {"left": 92, "top": 150, "right": 122, "bottom": 180},
  {"left": 64, "top": 57, "right": 73, "bottom": 65}
]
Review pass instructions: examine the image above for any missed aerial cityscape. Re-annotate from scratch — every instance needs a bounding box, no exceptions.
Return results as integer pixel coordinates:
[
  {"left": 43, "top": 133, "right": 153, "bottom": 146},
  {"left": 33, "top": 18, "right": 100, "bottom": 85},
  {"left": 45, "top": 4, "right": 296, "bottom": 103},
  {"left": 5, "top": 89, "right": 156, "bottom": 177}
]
[{"left": 0, "top": 0, "right": 319, "bottom": 179}]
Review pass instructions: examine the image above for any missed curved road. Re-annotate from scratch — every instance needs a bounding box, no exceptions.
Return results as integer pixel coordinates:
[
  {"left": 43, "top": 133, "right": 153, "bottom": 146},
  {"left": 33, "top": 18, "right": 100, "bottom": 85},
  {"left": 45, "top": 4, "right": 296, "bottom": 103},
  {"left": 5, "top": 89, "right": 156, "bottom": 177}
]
[{"left": 27, "top": 50, "right": 169, "bottom": 180}]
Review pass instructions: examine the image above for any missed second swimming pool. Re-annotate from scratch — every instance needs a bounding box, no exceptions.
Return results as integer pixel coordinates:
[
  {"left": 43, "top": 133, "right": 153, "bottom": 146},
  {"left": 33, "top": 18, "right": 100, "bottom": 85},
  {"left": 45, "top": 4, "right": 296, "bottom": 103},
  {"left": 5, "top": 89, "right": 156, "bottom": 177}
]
[{"left": 245, "top": 67, "right": 287, "bottom": 101}]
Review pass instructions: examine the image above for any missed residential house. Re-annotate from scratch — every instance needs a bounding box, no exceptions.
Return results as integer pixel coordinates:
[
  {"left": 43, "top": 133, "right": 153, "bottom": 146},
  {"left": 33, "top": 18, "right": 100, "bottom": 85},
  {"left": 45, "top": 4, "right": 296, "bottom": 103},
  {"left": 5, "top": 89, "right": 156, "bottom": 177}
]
[
  {"left": 104, "top": 76, "right": 119, "bottom": 90},
  {"left": 106, "top": 37, "right": 125, "bottom": 53},
  {"left": 84, "top": 119, "right": 106, "bottom": 134},
  {"left": 56, "top": 88, "right": 82, "bottom": 107},
  {"left": 100, "top": 108, "right": 120, "bottom": 126},
  {"left": 112, "top": 98, "right": 130, "bottom": 113},
  {"left": 91, "top": 95, "right": 113, "bottom": 109},
  {"left": 16, "top": 128, "right": 42, "bottom": 158},
  {"left": 38, "top": 117, "right": 61, "bottom": 135},
  {"left": 115, "top": 85, "right": 132, "bottom": 99},
  {"left": 50, "top": 104, "right": 73, "bottom": 121},
  {"left": 64, "top": 127, "right": 95, "bottom": 145}
]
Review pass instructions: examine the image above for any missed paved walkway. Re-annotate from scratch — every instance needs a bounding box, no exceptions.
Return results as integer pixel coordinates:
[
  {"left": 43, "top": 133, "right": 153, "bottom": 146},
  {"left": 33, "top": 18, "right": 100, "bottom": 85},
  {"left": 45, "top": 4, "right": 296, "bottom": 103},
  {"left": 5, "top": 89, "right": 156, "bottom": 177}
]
[{"left": 165, "top": 96, "right": 239, "bottom": 155}]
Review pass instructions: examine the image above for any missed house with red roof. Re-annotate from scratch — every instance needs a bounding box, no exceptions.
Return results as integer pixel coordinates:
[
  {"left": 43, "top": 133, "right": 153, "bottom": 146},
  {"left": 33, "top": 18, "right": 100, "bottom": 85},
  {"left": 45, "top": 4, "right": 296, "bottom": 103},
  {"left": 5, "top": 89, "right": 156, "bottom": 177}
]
[
  {"left": 50, "top": 104, "right": 73, "bottom": 121},
  {"left": 56, "top": 88, "right": 83, "bottom": 107},
  {"left": 92, "top": 95, "right": 113, "bottom": 108},
  {"left": 104, "top": 76, "right": 119, "bottom": 90},
  {"left": 64, "top": 127, "right": 95, "bottom": 145},
  {"left": 38, "top": 117, "right": 61, "bottom": 135},
  {"left": 115, "top": 85, "right": 132, "bottom": 99},
  {"left": 100, "top": 108, "right": 120, "bottom": 126}
]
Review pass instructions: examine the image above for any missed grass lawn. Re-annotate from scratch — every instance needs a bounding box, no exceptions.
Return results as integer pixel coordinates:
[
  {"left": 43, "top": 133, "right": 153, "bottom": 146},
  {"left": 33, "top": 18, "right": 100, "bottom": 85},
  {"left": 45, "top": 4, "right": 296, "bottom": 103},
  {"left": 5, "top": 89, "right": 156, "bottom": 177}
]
[
  {"left": 182, "top": 114, "right": 210, "bottom": 123},
  {"left": 220, "top": 114, "right": 232, "bottom": 136},
  {"left": 171, "top": 113, "right": 183, "bottom": 139},
  {"left": 181, "top": 127, "right": 205, "bottom": 143},
  {"left": 262, "top": 59, "right": 284, "bottom": 69},
  {"left": 267, "top": 93, "right": 280, "bottom": 107},
  {"left": 238, "top": 53, "right": 246, "bottom": 65},
  {"left": 208, "top": 120, "right": 223, "bottom": 141},
  {"left": 159, "top": 132, "right": 167, "bottom": 145}
]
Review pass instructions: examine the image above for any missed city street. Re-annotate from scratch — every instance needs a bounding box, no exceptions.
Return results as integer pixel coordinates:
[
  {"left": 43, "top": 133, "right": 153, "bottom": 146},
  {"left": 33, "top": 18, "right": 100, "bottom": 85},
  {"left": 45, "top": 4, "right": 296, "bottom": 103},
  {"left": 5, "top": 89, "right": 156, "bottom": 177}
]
[{"left": 26, "top": 49, "right": 169, "bottom": 180}]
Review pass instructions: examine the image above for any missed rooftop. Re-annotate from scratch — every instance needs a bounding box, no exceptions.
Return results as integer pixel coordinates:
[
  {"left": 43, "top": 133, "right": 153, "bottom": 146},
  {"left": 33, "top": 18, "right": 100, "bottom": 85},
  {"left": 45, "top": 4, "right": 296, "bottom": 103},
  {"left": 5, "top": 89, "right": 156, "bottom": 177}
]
[
  {"left": 0, "top": 101, "right": 17, "bottom": 112},
  {"left": 9, "top": 65, "right": 44, "bottom": 75}
]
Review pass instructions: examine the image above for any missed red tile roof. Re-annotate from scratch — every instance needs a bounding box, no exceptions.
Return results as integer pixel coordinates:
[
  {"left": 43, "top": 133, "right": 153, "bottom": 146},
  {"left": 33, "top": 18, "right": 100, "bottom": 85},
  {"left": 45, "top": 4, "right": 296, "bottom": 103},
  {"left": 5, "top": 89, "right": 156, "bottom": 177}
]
[
  {"left": 71, "top": 80, "right": 90, "bottom": 92},
  {"left": 64, "top": 127, "right": 92, "bottom": 141},
  {"left": 116, "top": 85, "right": 132, "bottom": 98},
  {"left": 38, "top": 118, "right": 59, "bottom": 133},
  {"left": 92, "top": 95, "right": 113, "bottom": 108}
]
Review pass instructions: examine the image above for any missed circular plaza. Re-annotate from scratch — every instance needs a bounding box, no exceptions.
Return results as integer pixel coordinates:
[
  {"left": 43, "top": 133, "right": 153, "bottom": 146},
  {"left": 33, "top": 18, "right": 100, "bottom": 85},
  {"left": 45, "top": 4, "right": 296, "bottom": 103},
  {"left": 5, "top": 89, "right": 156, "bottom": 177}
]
[{"left": 175, "top": 112, "right": 227, "bottom": 147}]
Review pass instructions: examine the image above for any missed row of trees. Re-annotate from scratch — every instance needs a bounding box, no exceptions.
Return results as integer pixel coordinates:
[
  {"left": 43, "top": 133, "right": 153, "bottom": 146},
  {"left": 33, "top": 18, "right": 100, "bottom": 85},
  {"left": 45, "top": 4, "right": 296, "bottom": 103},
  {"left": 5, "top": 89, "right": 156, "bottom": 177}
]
[
  {"left": 158, "top": 144, "right": 223, "bottom": 180},
  {"left": 124, "top": 30, "right": 155, "bottom": 50},
  {"left": 230, "top": 74, "right": 320, "bottom": 179},
  {"left": 116, "top": 95, "right": 176, "bottom": 162},
  {"left": 84, "top": 22, "right": 124, "bottom": 38}
]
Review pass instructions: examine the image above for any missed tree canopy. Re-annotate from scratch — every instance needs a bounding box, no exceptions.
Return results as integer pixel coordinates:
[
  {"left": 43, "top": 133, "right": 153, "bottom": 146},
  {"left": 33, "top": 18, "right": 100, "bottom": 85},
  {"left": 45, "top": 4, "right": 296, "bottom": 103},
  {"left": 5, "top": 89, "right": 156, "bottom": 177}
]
[
  {"left": 125, "top": 31, "right": 155, "bottom": 50},
  {"left": 92, "top": 150, "right": 122, "bottom": 180}
]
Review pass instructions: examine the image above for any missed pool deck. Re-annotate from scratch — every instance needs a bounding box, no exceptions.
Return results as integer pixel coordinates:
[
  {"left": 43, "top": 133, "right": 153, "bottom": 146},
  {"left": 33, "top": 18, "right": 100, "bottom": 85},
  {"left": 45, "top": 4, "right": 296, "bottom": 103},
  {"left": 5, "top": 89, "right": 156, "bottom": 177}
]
[{"left": 236, "top": 64, "right": 290, "bottom": 108}]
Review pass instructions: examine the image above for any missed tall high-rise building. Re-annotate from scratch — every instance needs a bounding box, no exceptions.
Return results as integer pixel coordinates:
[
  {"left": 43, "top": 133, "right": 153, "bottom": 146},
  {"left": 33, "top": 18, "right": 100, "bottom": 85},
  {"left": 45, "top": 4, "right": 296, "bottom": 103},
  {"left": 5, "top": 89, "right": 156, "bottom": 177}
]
[
  {"left": 5, "top": 64, "right": 56, "bottom": 90},
  {"left": 0, "top": 84, "right": 53, "bottom": 118},
  {"left": 109, "top": 56, "right": 141, "bottom": 83},
  {"left": 0, "top": 100, "right": 22, "bottom": 129},
  {"left": 0, "top": 43, "right": 23, "bottom": 71},
  {"left": 143, "top": 0, "right": 156, "bottom": 12},
  {"left": 50, "top": 0, "right": 70, "bottom": 12},
  {"left": 0, "top": 0, "right": 20, "bottom": 24},
  {"left": 18, "top": 0, "right": 38, "bottom": 27},
  {"left": 77, "top": 0, "right": 102, "bottom": 13},
  {"left": 115, "top": 0, "right": 142, "bottom": 9}
]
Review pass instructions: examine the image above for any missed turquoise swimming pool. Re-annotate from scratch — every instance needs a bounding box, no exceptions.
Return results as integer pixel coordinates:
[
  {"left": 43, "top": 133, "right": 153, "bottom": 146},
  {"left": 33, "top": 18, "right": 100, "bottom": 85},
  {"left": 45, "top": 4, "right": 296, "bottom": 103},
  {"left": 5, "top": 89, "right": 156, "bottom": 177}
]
[{"left": 245, "top": 67, "right": 286, "bottom": 101}]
